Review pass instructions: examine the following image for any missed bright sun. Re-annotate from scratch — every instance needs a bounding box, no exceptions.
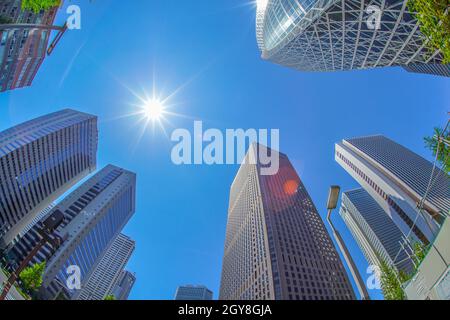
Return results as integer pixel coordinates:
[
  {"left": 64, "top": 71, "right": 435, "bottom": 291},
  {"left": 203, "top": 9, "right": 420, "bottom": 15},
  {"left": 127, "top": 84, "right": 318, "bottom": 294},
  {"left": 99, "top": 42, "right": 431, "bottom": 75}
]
[{"left": 144, "top": 99, "right": 164, "bottom": 120}]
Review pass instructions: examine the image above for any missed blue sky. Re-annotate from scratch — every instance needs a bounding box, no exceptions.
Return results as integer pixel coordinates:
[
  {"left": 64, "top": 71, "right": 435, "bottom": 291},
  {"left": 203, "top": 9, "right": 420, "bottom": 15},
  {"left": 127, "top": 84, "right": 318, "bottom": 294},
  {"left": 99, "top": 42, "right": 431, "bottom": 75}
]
[{"left": 0, "top": 0, "right": 448, "bottom": 300}]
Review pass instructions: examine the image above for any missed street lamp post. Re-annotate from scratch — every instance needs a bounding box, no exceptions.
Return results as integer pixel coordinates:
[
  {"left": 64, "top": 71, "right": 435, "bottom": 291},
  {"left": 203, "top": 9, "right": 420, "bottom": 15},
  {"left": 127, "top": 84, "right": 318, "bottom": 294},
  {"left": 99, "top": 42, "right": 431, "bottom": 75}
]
[
  {"left": 0, "top": 210, "right": 65, "bottom": 301},
  {"left": 0, "top": 23, "right": 66, "bottom": 31},
  {"left": 326, "top": 186, "right": 371, "bottom": 300}
]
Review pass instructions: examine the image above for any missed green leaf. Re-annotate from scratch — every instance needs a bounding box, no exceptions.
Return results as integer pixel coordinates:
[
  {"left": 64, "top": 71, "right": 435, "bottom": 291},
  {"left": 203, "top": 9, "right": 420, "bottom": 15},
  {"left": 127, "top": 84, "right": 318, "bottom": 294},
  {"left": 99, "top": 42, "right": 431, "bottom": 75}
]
[
  {"left": 21, "top": 0, "right": 62, "bottom": 13},
  {"left": 408, "top": 0, "right": 450, "bottom": 64},
  {"left": 424, "top": 126, "right": 450, "bottom": 174},
  {"left": 19, "top": 261, "right": 46, "bottom": 293}
]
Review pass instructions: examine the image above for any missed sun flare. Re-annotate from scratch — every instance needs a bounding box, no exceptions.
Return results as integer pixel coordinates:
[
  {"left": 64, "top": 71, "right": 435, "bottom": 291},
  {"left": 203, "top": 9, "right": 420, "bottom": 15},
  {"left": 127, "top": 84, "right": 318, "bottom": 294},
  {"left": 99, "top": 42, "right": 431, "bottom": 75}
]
[{"left": 144, "top": 99, "right": 165, "bottom": 121}]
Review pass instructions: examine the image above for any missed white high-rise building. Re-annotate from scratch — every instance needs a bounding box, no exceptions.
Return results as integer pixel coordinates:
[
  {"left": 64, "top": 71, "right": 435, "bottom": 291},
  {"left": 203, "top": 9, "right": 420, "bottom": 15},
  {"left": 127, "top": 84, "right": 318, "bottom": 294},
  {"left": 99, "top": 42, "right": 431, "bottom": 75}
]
[
  {"left": 78, "top": 234, "right": 135, "bottom": 300},
  {"left": 335, "top": 135, "right": 450, "bottom": 245}
]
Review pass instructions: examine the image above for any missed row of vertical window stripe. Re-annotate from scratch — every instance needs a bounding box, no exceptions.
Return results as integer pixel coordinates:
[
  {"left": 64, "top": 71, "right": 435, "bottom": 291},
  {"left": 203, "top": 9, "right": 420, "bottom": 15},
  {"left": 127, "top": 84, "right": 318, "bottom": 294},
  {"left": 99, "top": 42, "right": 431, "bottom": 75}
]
[
  {"left": 336, "top": 150, "right": 429, "bottom": 245},
  {"left": 0, "top": 118, "right": 94, "bottom": 191},
  {"left": 0, "top": 122, "right": 95, "bottom": 232},
  {"left": 260, "top": 160, "right": 353, "bottom": 300},
  {"left": 343, "top": 190, "right": 408, "bottom": 261},
  {"left": 0, "top": 114, "right": 95, "bottom": 155},
  {"left": 341, "top": 191, "right": 412, "bottom": 273},
  {"left": 53, "top": 186, "right": 134, "bottom": 297},
  {"left": 7, "top": 170, "right": 123, "bottom": 268},
  {"left": 405, "top": 64, "right": 450, "bottom": 77},
  {"left": 0, "top": 110, "right": 91, "bottom": 144},
  {"left": 79, "top": 235, "right": 135, "bottom": 300},
  {"left": 220, "top": 165, "right": 272, "bottom": 300},
  {"left": 261, "top": 157, "right": 356, "bottom": 298},
  {"left": 346, "top": 136, "right": 450, "bottom": 215},
  {"left": 0, "top": 120, "right": 95, "bottom": 224},
  {"left": 61, "top": 169, "right": 123, "bottom": 228}
]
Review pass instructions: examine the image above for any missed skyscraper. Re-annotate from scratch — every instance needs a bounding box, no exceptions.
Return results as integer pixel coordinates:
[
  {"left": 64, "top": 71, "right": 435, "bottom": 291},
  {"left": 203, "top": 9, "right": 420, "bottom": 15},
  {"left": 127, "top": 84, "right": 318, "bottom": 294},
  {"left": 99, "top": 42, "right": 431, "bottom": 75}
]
[
  {"left": 335, "top": 135, "right": 450, "bottom": 245},
  {"left": 0, "top": 109, "right": 98, "bottom": 248},
  {"left": 256, "top": 0, "right": 448, "bottom": 76},
  {"left": 340, "top": 189, "right": 414, "bottom": 275},
  {"left": 19, "top": 203, "right": 56, "bottom": 237},
  {"left": 219, "top": 144, "right": 355, "bottom": 300},
  {"left": 403, "top": 64, "right": 450, "bottom": 77},
  {"left": 6, "top": 165, "right": 136, "bottom": 300},
  {"left": 175, "top": 285, "right": 213, "bottom": 301},
  {"left": 0, "top": 0, "right": 60, "bottom": 92},
  {"left": 78, "top": 233, "right": 135, "bottom": 300},
  {"left": 111, "top": 270, "right": 136, "bottom": 300}
]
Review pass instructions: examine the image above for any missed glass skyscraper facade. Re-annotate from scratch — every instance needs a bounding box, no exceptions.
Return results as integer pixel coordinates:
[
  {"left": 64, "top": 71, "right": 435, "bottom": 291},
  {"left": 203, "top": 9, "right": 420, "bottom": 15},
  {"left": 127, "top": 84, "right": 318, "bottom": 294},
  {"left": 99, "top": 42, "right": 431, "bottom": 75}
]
[
  {"left": 0, "top": 109, "right": 98, "bottom": 248},
  {"left": 44, "top": 165, "right": 135, "bottom": 300},
  {"left": 220, "top": 144, "right": 355, "bottom": 300},
  {"left": 78, "top": 233, "right": 135, "bottom": 300},
  {"left": 175, "top": 285, "right": 213, "bottom": 301},
  {"left": 335, "top": 135, "right": 450, "bottom": 245},
  {"left": 6, "top": 165, "right": 136, "bottom": 300},
  {"left": 340, "top": 189, "right": 414, "bottom": 275},
  {"left": 111, "top": 270, "right": 136, "bottom": 300},
  {"left": 256, "top": 0, "right": 448, "bottom": 76}
]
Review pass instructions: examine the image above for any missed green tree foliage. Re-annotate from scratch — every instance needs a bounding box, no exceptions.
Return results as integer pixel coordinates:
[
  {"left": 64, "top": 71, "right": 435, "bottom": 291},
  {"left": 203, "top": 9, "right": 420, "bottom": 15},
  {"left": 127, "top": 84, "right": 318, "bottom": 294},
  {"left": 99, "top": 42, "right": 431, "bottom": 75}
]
[
  {"left": 379, "top": 241, "right": 430, "bottom": 300},
  {"left": 104, "top": 295, "right": 116, "bottom": 300},
  {"left": 408, "top": 0, "right": 450, "bottom": 63},
  {"left": 379, "top": 260, "right": 409, "bottom": 300},
  {"left": 425, "top": 127, "right": 450, "bottom": 174},
  {"left": 413, "top": 242, "right": 429, "bottom": 265},
  {"left": 21, "top": 0, "right": 62, "bottom": 13},
  {"left": 19, "top": 262, "right": 46, "bottom": 293}
]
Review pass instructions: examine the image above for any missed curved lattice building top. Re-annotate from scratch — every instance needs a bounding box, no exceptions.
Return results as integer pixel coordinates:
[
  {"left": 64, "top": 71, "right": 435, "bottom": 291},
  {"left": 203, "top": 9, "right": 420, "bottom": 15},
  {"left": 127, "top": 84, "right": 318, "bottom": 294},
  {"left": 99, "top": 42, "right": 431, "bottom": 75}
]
[{"left": 256, "top": 0, "right": 447, "bottom": 74}]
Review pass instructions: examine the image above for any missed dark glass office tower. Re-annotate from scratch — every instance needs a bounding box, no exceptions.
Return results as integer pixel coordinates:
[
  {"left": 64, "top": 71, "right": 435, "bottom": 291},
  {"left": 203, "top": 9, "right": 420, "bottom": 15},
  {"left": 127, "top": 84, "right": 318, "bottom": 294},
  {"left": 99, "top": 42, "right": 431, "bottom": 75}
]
[
  {"left": 340, "top": 189, "right": 414, "bottom": 275},
  {"left": 219, "top": 144, "right": 355, "bottom": 300},
  {"left": 6, "top": 165, "right": 136, "bottom": 300},
  {"left": 111, "top": 270, "right": 136, "bottom": 300},
  {"left": 175, "top": 285, "right": 213, "bottom": 301}
]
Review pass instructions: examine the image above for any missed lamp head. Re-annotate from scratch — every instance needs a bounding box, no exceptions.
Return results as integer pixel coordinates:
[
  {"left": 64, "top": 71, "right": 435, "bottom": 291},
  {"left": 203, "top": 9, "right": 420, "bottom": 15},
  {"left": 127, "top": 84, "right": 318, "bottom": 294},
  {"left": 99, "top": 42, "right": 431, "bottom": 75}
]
[{"left": 327, "top": 186, "right": 341, "bottom": 210}]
